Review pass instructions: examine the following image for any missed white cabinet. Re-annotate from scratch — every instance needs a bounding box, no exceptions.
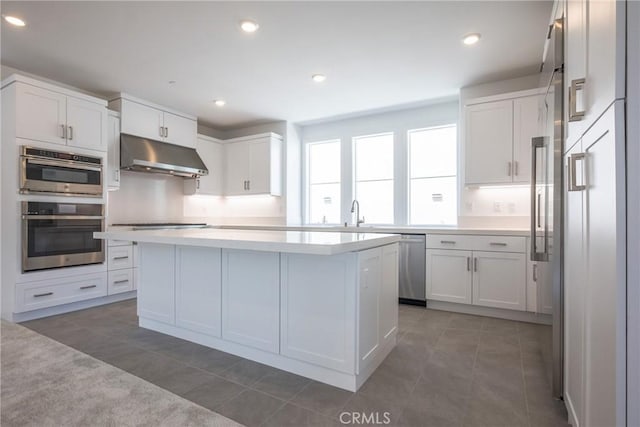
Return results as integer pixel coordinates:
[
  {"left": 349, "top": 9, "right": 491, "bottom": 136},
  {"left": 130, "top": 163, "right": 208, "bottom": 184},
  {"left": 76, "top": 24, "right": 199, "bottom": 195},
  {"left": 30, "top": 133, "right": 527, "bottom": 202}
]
[
  {"left": 426, "top": 249, "right": 472, "bottom": 304},
  {"left": 137, "top": 243, "right": 175, "bottom": 324},
  {"left": 358, "top": 248, "right": 382, "bottom": 366},
  {"left": 111, "top": 95, "right": 197, "bottom": 148},
  {"left": 221, "top": 250, "right": 280, "bottom": 353},
  {"left": 224, "top": 133, "right": 282, "bottom": 196},
  {"left": 426, "top": 234, "right": 527, "bottom": 311},
  {"left": 14, "top": 81, "right": 107, "bottom": 151},
  {"left": 106, "top": 240, "right": 136, "bottom": 295},
  {"left": 464, "top": 92, "right": 543, "bottom": 185},
  {"left": 184, "top": 135, "right": 223, "bottom": 196},
  {"left": 106, "top": 111, "right": 120, "bottom": 190},
  {"left": 176, "top": 246, "right": 222, "bottom": 337},
  {"left": 563, "top": 103, "right": 624, "bottom": 427}
]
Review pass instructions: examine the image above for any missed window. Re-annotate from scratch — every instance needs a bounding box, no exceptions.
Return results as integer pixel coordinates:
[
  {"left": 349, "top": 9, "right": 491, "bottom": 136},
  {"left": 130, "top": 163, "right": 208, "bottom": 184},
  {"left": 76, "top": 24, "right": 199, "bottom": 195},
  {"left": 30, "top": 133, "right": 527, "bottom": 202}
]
[
  {"left": 408, "top": 125, "right": 457, "bottom": 225},
  {"left": 353, "top": 133, "right": 394, "bottom": 224},
  {"left": 306, "top": 140, "right": 341, "bottom": 224}
]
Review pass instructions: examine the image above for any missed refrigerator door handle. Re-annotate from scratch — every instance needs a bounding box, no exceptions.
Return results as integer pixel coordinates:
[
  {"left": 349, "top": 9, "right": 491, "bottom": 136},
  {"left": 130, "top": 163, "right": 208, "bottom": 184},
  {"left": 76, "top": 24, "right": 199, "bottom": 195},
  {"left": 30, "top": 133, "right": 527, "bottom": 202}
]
[{"left": 530, "top": 137, "right": 548, "bottom": 261}]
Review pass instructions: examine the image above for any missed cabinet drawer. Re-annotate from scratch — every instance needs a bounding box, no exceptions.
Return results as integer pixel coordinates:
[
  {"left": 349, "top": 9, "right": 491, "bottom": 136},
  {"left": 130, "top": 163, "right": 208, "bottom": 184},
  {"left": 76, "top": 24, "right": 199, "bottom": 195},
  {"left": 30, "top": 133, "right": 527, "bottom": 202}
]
[
  {"left": 15, "top": 272, "right": 107, "bottom": 312},
  {"left": 108, "top": 239, "right": 132, "bottom": 247},
  {"left": 426, "top": 234, "right": 526, "bottom": 253},
  {"left": 108, "top": 269, "right": 134, "bottom": 295},
  {"left": 108, "top": 246, "right": 133, "bottom": 270}
]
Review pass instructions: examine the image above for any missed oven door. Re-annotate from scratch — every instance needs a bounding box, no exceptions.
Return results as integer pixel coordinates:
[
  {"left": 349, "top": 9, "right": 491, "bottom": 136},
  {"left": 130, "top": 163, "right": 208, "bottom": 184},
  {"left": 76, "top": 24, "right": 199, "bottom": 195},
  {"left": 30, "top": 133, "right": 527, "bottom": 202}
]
[
  {"left": 21, "top": 157, "right": 103, "bottom": 197},
  {"left": 22, "top": 215, "right": 105, "bottom": 272}
]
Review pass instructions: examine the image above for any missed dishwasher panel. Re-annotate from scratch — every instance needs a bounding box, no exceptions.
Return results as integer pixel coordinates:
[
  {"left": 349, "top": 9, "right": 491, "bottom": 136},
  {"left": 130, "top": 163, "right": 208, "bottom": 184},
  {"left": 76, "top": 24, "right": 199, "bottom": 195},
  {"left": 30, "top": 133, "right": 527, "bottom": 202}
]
[{"left": 399, "top": 234, "right": 426, "bottom": 305}]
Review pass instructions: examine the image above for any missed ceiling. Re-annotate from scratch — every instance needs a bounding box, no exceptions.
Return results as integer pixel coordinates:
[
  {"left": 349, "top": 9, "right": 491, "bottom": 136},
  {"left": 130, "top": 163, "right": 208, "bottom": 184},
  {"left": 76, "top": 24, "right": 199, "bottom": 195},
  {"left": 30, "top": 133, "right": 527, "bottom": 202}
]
[{"left": 1, "top": 1, "right": 552, "bottom": 130}]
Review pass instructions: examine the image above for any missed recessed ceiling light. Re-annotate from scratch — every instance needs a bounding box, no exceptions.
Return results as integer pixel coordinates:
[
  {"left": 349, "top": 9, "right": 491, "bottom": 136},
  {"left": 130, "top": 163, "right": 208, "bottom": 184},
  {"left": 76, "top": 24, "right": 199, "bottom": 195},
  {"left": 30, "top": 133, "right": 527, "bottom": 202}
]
[
  {"left": 240, "top": 20, "right": 259, "bottom": 33},
  {"left": 214, "top": 99, "right": 226, "bottom": 107},
  {"left": 168, "top": 80, "right": 176, "bottom": 85},
  {"left": 462, "top": 33, "right": 481, "bottom": 46},
  {"left": 312, "top": 74, "right": 327, "bottom": 83},
  {"left": 4, "top": 15, "right": 26, "bottom": 27}
]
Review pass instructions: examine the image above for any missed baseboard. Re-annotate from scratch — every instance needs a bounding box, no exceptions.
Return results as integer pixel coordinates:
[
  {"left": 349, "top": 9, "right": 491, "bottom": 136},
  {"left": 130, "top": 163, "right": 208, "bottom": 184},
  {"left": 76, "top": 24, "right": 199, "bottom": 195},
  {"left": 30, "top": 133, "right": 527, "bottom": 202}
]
[{"left": 426, "top": 300, "right": 552, "bottom": 325}]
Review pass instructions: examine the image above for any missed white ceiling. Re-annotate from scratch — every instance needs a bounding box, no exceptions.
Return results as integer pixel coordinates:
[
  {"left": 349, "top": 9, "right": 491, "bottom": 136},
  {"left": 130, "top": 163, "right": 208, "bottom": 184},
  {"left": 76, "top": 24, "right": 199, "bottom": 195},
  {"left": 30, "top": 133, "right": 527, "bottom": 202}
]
[{"left": 1, "top": 1, "right": 552, "bottom": 129}]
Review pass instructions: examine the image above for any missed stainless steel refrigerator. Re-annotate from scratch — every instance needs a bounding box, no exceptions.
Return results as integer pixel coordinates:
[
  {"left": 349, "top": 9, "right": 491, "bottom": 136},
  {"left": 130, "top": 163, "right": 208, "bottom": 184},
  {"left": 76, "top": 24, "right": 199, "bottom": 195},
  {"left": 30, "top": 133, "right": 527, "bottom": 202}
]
[{"left": 531, "top": 17, "right": 564, "bottom": 399}]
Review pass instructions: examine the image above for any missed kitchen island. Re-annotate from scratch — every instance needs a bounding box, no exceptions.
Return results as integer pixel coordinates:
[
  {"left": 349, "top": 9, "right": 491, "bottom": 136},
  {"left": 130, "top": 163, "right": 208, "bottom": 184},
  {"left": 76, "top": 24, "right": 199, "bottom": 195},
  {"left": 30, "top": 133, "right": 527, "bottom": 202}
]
[{"left": 95, "top": 228, "right": 400, "bottom": 391}]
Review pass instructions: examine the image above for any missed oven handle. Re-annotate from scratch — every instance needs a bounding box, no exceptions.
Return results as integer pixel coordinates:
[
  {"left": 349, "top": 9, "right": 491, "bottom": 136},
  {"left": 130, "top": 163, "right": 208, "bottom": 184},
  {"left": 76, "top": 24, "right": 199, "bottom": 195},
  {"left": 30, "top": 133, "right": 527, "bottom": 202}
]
[
  {"left": 21, "top": 215, "right": 105, "bottom": 220},
  {"left": 22, "top": 156, "right": 103, "bottom": 172}
]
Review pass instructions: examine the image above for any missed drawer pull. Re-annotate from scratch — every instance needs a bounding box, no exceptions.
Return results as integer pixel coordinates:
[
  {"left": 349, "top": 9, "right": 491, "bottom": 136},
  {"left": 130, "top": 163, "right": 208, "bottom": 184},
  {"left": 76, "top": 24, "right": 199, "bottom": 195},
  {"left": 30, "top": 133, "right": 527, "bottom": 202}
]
[
  {"left": 114, "top": 279, "right": 129, "bottom": 284},
  {"left": 80, "top": 285, "right": 97, "bottom": 290},
  {"left": 474, "top": 257, "right": 478, "bottom": 272},
  {"left": 466, "top": 257, "right": 471, "bottom": 271},
  {"left": 440, "top": 240, "right": 456, "bottom": 244},
  {"left": 34, "top": 292, "right": 53, "bottom": 298},
  {"left": 113, "top": 256, "right": 129, "bottom": 260},
  {"left": 490, "top": 242, "right": 508, "bottom": 246}
]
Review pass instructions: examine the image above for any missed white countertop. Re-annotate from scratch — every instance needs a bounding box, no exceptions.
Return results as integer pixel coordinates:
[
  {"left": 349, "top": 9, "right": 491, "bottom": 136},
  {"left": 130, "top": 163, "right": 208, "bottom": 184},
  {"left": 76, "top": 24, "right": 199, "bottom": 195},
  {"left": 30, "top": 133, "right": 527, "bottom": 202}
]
[
  {"left": 213, "top": 224, "right": 530, "bottom": 237},
  {"left": 95, "top": 228, "right": 401, "bottom": 255}
]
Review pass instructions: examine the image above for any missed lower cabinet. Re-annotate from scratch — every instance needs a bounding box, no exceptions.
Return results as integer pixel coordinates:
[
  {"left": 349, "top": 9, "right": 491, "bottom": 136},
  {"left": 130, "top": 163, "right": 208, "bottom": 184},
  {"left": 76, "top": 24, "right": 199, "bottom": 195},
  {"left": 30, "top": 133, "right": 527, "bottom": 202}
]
[
  {"left": 15, "top": 272, "right": 108, "bottom": 312},
  {"left": 221, "top": 250, "right": 280, "bottom": 353},
  {"left": 137, "top": 244, "right": 175, "bottom": 324},
  {"left": 425, "top": 235, "right": 527, "bottom": 311}
]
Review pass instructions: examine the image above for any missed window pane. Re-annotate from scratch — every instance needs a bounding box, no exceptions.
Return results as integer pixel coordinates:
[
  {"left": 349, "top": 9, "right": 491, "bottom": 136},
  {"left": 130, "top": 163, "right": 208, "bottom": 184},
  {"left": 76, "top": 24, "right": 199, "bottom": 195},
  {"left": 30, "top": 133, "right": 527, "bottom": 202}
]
[
  {"left": 410, "top": 125, "right": 457, "bottom": 178},
  {"left": 309, "top": 141, "right": 340, "bottom": 184},
  {"left": 410, "top": 176, "right": 457, "bottom": 225},
  {"left": 356, "top": 180, "right": 393, "bottom": 224},
  {"left": 355, "top": 134, "right": 393, "bottom": 181},
  {"left": 309, "top": 183, "right": 340, "bottom": 224}
]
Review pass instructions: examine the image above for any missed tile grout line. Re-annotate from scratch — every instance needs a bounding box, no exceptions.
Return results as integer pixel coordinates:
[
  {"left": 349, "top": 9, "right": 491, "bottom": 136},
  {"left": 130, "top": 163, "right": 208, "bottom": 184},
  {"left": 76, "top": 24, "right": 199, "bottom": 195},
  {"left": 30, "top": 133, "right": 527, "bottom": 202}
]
[{"left": 518, "top": 321, "right": 534, "bottom": 427}]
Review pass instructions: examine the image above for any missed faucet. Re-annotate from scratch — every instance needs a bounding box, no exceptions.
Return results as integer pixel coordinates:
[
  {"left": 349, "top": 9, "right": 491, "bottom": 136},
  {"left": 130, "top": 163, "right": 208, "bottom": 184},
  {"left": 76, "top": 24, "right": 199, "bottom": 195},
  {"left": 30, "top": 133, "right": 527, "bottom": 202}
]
[{"left": 350, "top": 200, "right": 365, "bottom": 227}]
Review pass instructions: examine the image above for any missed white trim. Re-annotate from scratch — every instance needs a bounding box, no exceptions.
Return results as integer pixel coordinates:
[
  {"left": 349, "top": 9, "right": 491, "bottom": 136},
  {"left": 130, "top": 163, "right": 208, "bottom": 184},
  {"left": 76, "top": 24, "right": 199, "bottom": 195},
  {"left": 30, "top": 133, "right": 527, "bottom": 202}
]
[
  {"left": 108, "top": 92, "right": 196, "bottom": 120},
  {"left": 1, "top": 74, "right": 108, "bottom": 105},
  {"left": 425, "top": 299, "right": 552, "bottom": 325},
  {"left": 465, "top": 87, "right": 547, "bottom": 107}
]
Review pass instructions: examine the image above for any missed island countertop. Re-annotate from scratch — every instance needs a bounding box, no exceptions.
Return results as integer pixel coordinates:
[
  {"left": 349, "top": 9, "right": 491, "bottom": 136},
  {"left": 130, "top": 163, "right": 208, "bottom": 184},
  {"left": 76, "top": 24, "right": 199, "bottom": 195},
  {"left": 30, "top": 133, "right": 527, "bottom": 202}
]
[{"left": 95, "top": 228, "right": 401, "bottom": 255}]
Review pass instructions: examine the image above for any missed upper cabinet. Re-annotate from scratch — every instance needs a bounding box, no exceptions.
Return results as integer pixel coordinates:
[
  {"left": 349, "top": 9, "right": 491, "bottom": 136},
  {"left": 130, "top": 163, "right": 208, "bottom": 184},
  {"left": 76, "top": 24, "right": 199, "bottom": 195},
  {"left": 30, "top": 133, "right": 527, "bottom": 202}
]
[
  {"left": 184, "top": 135, "right": 224, "bottom": 196},
  {"left": 464, "top": 90, "right": 543, "bottom": 186},
  {"left": 565, "top": 0, "right": 624, "bottom": 148},
  {"left": 224, "top": 133, "right": 282, "bottom": 196},
  {"left": 10, "top": 76, "right": 107, "bottom": 152},
  {"left": 109, "top": 94, "right": 197, "bottom": 148}
]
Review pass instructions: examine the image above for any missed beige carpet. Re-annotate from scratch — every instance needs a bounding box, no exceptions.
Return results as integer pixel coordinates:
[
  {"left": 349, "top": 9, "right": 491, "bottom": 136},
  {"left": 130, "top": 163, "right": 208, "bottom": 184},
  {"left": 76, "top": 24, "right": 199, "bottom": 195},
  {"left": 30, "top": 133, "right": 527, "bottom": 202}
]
[{"left": 0, "top": 321, "right": 242, "bottom": 426}]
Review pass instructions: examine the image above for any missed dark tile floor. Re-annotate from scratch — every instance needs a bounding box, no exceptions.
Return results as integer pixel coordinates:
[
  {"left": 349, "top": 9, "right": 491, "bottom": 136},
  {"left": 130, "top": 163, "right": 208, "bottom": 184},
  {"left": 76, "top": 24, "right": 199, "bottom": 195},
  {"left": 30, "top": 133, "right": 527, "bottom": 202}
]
[{"left": 21, "top": 300, "right": 569, "bottom": 427}]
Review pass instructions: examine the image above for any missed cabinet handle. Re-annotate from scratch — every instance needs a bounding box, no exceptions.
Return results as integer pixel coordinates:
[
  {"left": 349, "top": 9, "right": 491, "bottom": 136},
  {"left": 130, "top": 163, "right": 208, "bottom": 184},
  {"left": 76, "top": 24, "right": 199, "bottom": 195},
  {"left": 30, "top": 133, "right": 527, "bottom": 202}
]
[
  {"left": 467, "top": 257, "right": 471, "bottom": 271},
  {"left": 514, "top": 161, "right": 518, "bottom": 176},
  {"left": 114, "top": 279, "right": 129, "bottom": 284},
  {"left": 80, "top": 285, "right": 96, "bottom": 290},
  {"left": 68, "top": 126, "right": 73, "bottom": 140},
  {"left": 247, "top": 180, "right": 250, "bottom": 191},
  {"left": 533, "top": 264, "right": 538, "bottom": 282},
  {"left": 490, "top": 242, "right": 508, "bottom": 247},
  {"left": 34, "top": 292, "right": 53, "bottom": 298},
  {"left": 569, "top": 78, "right": 586, "bottom": 121},
  {"left": 115, "top": 169, "right": 120, "bottom": 182},
  {"left": 165, "top": 127, "right": 168, "bottom": 138},
  {"left": 474, "top": 258, "right": 478, "bottom": 272},
  {"left": 196, "top": 179, "right": 200, "bottom": 190},
  {"left": 440, "top": 240, "right": 456, "bottom": 245},
  {"left": 60, "top": 124, "right": 66, "bottom": 139},
  {"left": 160, "top": 126, "right": 164, "bottom": 137},
  {"left": 507, "top": 161, "right": 512, "bottom": 177},
  {"left": 113, "top": 256, "right": 129, "bottom": 260},
  {"left": 568, "top": 153, "right": 586, "bottom": 192}
]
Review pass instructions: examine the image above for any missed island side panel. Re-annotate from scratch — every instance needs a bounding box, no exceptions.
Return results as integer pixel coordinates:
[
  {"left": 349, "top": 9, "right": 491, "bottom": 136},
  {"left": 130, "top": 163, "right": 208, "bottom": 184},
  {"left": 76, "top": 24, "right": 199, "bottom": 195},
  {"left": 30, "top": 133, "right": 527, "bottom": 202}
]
[
  {"left": 137, "top": 243, "right": 175, "bottom": 324},
  {"left": 380, "top": 244, "right": 399, "bottom": 341},
  {"left": 280, "top": 252, "right": 358, "bottom": 374}
]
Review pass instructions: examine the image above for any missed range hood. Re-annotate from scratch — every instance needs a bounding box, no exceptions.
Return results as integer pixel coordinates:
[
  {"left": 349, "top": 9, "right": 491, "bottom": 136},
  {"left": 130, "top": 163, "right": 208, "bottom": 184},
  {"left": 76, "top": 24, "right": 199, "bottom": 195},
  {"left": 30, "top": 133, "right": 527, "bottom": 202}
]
[{"left": 120, "top": 133, "right": 208, "bottom": 178}]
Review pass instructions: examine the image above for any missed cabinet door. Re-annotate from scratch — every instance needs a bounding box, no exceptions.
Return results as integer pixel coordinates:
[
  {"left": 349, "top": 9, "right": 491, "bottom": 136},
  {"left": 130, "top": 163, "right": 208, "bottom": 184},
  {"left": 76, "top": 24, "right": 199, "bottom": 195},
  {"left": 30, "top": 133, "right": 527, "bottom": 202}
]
[
  {"left": 137, "top": 243, "right": 175, "bottom": 325},
  {"left": 582, "top": 105, "right": 621, "bottom": 427},
  {"left": 425, "top": 249, "right": 472, "bottom": 304},
  {"left": 16, "top": 83, "right": 67, "bottom": 145},
  {"left": 513, "top": 95, "right": 542, "bottom": 183},
  {"left": 176, "top": 246, "right": 222, "bottom": 337},
  {"left": 120, "top": 99, "right": 164, "bottom": 141},
  {"left": 222, "top": 250, "right": 279, "bottom": 353},
  {"left": 163, "top": 112, "right": 197, "bottom": 148},
  {"left": 66, "top": 97, "right": 107, "bottom": 151},
  {"left": 465, "top": 100, "right": 514, "bottom": 184},
  {"left": 380, "top": 244, "right": 399, "bottom": 342},
  {"left": 185, "top": 137, "right": 223, "bottom": 195},
  {"left": 565, "top": 0, "right": 587, "bottom": 147},
  {"left": 358, "top": 248, "right": 382, "bottom": 366},
  {"left": 247, "top": 138, "right": 271, "bottom": 194},
  {"left": 224, "top": 142, "right": 250, "bottom": 195},
  {"left": 563, "top": 141, "right": 585, "bottom": 426},
  {"left": 107, "top": 114, "right": 120, "bottom": 189},
  {"left": 472, "top": 251, "right": 526, "bottom": 311}
]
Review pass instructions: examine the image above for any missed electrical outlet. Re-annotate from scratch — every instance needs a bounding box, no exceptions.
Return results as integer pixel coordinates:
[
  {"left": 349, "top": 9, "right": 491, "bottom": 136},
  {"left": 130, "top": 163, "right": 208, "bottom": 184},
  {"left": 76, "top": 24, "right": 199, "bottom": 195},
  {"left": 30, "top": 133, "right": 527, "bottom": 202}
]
[
  {"left": 508, "top": 203, "right": 516, "bottom": 213},
  {"left": 493, "top": 201, "right": 502, "bottom": 213},
  {"left": 465, "top": 201, "right": 473, "bottom": 212}
]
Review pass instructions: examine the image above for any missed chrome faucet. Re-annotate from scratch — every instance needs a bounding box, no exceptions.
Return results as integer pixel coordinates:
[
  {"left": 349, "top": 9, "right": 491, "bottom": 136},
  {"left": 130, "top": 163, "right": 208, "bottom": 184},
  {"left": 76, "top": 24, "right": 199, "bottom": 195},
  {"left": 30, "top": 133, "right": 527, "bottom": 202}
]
[{"left": 350, "top": 200, "right": 365, "bottom": 227}]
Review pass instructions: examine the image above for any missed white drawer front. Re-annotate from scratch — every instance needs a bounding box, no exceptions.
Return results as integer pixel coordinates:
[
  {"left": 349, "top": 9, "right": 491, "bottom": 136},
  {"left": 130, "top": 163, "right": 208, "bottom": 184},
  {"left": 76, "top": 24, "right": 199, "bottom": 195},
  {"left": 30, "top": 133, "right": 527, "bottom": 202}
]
[
  {"left": 16, "top": 272, "right": 108, "bottom": 312},
  {"left": 108, "top": 239, "right": 133, "bottom": 247},
  {"left": 108, "top": 246, "right": 134, "bottom": 270},
  {"left": 426, "top": 234, "right": 525, "bottom": 253},
  {"left": 108, "top": 269, "right": 134, "bottom": 295}
]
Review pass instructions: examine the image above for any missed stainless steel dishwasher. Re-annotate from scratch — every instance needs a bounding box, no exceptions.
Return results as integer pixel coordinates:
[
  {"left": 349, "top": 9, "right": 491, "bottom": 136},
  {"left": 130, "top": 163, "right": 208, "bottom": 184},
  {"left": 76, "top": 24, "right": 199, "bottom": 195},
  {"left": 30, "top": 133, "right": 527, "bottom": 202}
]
[{"left": 398, "top": 234, "right": 426, "bottom": 305}]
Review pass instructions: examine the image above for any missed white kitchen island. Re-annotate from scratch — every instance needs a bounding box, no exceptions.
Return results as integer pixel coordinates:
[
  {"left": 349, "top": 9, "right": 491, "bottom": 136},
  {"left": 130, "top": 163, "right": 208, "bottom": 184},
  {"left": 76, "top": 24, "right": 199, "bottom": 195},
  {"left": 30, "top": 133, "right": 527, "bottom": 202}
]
[{"left": 95, "top": 228, "right": 400, "bottom": 391}]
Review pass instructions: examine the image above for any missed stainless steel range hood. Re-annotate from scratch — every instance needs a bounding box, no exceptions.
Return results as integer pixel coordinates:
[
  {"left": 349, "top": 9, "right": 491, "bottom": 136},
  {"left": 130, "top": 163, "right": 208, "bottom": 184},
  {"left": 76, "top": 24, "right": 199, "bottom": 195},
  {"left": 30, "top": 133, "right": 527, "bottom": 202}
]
[{"left": 120, "top": 133, "right": 208, "bottom": 178}]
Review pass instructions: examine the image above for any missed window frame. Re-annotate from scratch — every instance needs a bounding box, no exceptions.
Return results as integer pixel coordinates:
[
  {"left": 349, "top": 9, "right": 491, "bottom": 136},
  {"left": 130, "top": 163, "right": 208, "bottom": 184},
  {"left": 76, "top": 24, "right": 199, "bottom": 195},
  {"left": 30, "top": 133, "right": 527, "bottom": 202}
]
[{"left": 304, "top": 139, "right": 342, "bottom": 225}]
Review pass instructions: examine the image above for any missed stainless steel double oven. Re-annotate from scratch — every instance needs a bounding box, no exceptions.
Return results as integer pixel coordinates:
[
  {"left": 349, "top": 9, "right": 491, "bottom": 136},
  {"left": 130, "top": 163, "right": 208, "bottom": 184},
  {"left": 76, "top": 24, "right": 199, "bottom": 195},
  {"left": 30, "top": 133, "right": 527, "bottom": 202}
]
[{"left": 19, "top": 146, "right": 105, "bottom": 272}]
